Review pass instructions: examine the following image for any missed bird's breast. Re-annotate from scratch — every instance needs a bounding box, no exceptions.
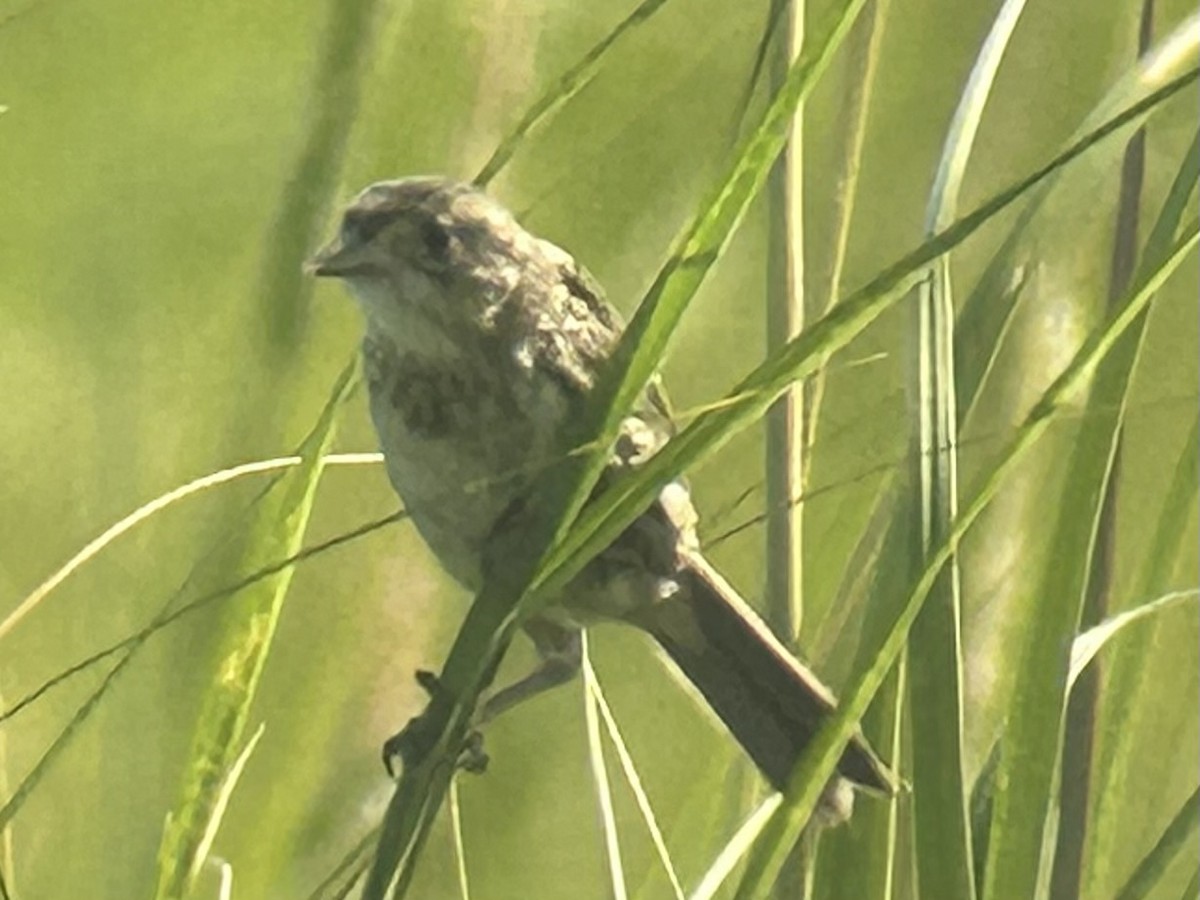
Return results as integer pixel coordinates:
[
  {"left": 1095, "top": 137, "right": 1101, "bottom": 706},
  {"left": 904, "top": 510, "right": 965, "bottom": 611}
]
[{"left": 363, "top": 327, "right": 571, "bottom": 589}]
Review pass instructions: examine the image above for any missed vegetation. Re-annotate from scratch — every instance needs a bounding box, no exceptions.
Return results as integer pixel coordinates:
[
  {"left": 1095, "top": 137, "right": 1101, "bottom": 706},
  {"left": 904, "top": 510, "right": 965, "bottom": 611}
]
[{"left": 0, "top": 0, "right": 1195, "bottom": 897}]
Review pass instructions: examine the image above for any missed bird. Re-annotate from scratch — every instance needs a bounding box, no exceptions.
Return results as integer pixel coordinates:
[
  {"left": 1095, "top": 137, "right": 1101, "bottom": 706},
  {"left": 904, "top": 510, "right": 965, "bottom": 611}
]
[{"left": 307, "top": 176, "right": 894, "bottom": 823}]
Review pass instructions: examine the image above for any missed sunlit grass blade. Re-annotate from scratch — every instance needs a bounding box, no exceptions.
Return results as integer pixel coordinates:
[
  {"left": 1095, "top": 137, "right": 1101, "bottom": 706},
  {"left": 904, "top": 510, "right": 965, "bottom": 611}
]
[
  {"left": 584, "top": 651, "right": 684, "bottom": 900},
  {"left": 689, "top": 796, "right": 782, "bottom": 900},
  {"left": 583, "top": 634, "right": 629, "bottom": 900},
  {"left": 977, "top": 220, "right": 1199, "bottom": 900},
  {"left": 801, "top": 0, "right": 890, "bottom": 499},
  {"left": 1068, "top": 589, "right": 1199, "bottom": 690},
  {"left": 474, "top": 0, "right": 673, "bottom": 187},
  {"left": 956, "top": 9, "right": 1200, "bottom": 425},
  {"left": 1011, "top": 110, "right": 1200, "bottom": 900},
  {"left": 0, "top": 507, "right": 402, "bottom": 734},
  {"left": 730, "top": 222, "right": 1198, "bottom": 900},
  {"left": 449, "top": 779, "right": 471, "bottom": 900},
  {"left": 763, "top": 0, "right": 805, "bottom": 646},
  {"left": 1087, "top": 124, "right": 1200, "bottom": 897},
  {"left": 1113, "top": 788, "right": 1200, "bottom": 900},
  {"left": 907, "top": 2, "right": 1028, "bottom": 895},
  {"left": 532, "top": 70, "right": 1198, "bottom": 615},
  {"left": 216, "top": 859, "right": 233, "bottom": 900},
  {"left": 0, "top": 453, "right": 381, "bottom": 645},
  {"left": 1050, "top": 43, "right": 1175, "bottom": 890},
  {"left": 153, "top": 363, "right": 358, "bottom": 899},
  {"left": 1090, "top": 437, "right": 1200, "bottom": 874},
  {"left": 186, "top": 723, "right": 266, "bottom": 886},
  {"left": 0, "top": 504, "right": 403, "bottom": 868}
]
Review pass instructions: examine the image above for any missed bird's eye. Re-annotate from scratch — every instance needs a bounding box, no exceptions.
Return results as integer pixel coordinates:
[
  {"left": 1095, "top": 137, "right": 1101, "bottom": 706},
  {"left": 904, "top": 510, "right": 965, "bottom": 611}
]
[
  {"left": 342, "top": 209, "right": 391, "bottom": 245},
  {"left": 420, "top": 219, "right": 450, "bottom": 259}
]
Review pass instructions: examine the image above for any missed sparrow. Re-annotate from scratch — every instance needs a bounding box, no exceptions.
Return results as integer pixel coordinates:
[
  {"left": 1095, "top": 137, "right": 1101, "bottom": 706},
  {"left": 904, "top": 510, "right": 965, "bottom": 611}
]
[{"left": 307, "top": 176, "right": 893, "bottom": 823}]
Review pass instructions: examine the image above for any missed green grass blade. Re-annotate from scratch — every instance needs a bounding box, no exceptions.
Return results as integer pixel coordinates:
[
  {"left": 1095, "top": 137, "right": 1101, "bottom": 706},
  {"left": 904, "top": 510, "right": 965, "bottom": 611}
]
[
  {"left": 0, "top": 453, "right": 381, "bottom": 646},
  {"left": 689, "top": 796, "right": 782, "bottom": 900},
  {"left": 473, "top": 0, "right": 673, "bottom": 187},
  {"left": 956, "top": 9, "right": 1200, "bottom": 425},
  {"left": 732, "top": 223, "right": 1198, "bottom": 900},
  {"left": 531, "top": 70, "right": 1198, "bottom": 611},
  {"left": 1178, "top": 866, "right": 1200, "bottom": 900},
  {"left": 359, "top": 40, "right": 1195, "bottom": 900},
  {"left": 1068, "top": 589, "right": 1199, "bottom": 690},
  {"left": 1088, "top": 350, "right": 1200, "bottom": 892},
  {"left": 585, "top": 658, "right": 685, "bottom": 900},
  {"left": 908, "top": 3, "right": 1027, "bottom": 896},
  {"left": 307, "top": 827, "right": 378, "bottom": 900},
  {"left": 1114, "top": 788, "right": 1200, "bottom": 900},
  {"left": 188, "top": 723, "right": 266, "bottom": 885},
  {"left": 979, "top": 222, "right": 1200, "bottom": 900},
  {"left": 153, "top": 363, "right": 357, "bottom": 899},
  {"left": 583, "top": 634, "right": 629, "bottom": 900},
  {"left": 447, "top": 778, "right": 470, "bottom": 900},
  {"left": 763, "top": 0, "right": 806, "bottom": 646}
]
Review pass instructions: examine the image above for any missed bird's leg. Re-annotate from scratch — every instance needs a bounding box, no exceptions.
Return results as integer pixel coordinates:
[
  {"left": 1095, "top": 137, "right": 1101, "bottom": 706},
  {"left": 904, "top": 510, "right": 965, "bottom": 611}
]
[
  {"left": 381, "top": 621, "right": 581, "bottom": 778},
  {"left": 477, "top": 619, "right": 582, "bottom": 725}
]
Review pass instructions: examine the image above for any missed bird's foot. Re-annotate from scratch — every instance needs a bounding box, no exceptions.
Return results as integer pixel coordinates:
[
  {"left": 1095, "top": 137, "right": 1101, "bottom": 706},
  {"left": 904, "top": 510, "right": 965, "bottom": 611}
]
[{"left": 381, "top": 670, "right": 489, "bottom": 778}]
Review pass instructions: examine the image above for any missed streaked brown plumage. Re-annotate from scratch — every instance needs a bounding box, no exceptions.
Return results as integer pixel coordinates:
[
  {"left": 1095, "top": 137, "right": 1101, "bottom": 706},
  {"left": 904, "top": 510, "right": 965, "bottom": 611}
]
[{"left": 308, "top": 176, "right": 894, "bottom": 821}]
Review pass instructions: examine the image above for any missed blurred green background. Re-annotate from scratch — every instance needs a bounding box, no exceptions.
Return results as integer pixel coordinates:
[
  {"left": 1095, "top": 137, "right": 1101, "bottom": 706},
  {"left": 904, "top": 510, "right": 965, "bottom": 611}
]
[{"left": 0, "top": 0, "right": 1196, "bottom": 897}]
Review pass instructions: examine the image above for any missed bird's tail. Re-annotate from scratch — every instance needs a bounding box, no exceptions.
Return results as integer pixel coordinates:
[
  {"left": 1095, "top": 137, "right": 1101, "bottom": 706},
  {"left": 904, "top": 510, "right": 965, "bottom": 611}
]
[{"left": 633, "top": 553, "right": 894, "bottom": 794}]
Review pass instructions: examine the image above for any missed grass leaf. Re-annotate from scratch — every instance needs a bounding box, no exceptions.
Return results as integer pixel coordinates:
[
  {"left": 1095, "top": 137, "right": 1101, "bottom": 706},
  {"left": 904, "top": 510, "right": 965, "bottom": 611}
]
[{"left": 153, "top": 362, "right": 358, "bottom": 899}]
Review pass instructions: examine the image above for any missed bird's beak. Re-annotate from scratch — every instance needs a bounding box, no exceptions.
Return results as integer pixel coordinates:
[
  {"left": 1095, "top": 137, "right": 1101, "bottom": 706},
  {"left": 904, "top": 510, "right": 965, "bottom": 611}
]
[{"left": 305, "top": 237, "right": 356, "bottom": 278}]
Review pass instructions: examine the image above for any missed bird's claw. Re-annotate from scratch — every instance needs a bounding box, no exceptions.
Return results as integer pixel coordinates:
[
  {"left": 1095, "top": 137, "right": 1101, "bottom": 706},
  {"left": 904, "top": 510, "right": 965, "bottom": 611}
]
[{"left": 380, "top": 670, "right": 489, "bottom": 778}]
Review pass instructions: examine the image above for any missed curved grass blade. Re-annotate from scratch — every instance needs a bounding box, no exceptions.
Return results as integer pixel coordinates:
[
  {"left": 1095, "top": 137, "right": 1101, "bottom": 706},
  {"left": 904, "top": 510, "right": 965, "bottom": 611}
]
[
  {"left": 977, "top": 219, "right": 1199, "bottom": 900},
  {"left": 955, "top": 8, "right": 1200, "bottom": 423},
  {"left": 1068, "top": 589, "right": 1199, "bottom": 690},
  {"left": 531, "top": 71, "right": 1198, "bottom": 615},
  {"left": 0, "top": 440, "right": 395, "bottom": 843},
  {"left": 1086, "top": 124, "right": 1200, "bottom": 897},
  {"left": 730, "top": 221, "right": 1198, "bottom": 900},
  {"left": 585, "top": 652, "right": 684, "bottom": 900},
  {"left": 907, "top": 3, "right": 1028, "bottom": 896},
  {"left": 0, "top": 453, "right": 381, "bottom": 645},
  {"left": 153, "top": 363, "right": 358, "bottom": 899},
  {"left": 474, "top": 0, "right": 673, "bottom": 187}
]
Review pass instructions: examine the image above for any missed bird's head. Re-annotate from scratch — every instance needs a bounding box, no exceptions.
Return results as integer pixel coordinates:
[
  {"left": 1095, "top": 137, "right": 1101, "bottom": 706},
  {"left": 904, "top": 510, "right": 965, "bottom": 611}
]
[{"left": 307, "top": 176, "right": 529, "bottom": 329}]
